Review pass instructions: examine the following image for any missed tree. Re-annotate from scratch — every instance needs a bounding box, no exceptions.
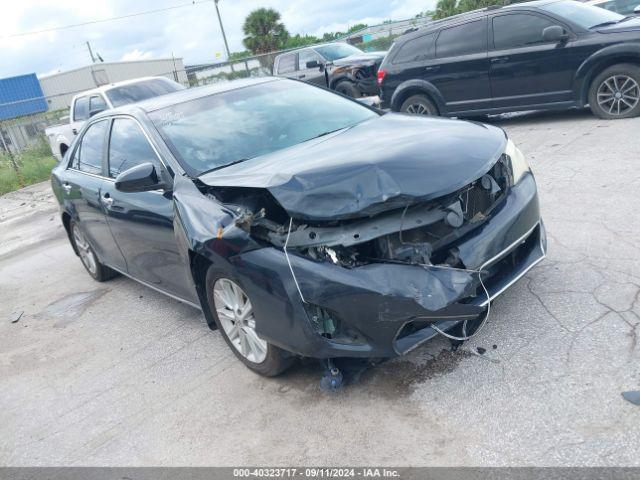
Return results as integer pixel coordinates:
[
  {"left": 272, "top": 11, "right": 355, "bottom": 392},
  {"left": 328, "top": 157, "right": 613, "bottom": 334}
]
[
  {"left": 242, "top": 8, "right": 289, "bottom": 54},
  {"left": 347, "top": 23, "right": 368, "bottom": 34},
  {"left": 433, "top": 0, "right": 459, "bottom": 19},
  {"left": 285, "top": 34, "right": 320, "bottom": 49}
]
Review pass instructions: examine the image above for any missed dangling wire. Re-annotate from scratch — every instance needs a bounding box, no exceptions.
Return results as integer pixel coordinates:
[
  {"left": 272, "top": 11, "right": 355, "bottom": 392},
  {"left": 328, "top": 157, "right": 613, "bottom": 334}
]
[{"left": 284, "top": 217, "right": 307, "bottom": 304}]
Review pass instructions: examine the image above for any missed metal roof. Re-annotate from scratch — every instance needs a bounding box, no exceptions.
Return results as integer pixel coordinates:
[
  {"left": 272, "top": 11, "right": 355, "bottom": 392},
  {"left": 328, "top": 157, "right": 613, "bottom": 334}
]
[{"left": 0, "top": 73, "right": 48, "bottom": 121}]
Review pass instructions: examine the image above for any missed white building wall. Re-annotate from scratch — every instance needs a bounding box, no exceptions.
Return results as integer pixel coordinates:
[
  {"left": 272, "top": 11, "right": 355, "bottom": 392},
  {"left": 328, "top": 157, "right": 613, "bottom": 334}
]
[{"left": 39, "top": 58, "right": 187, "bottom": 111}]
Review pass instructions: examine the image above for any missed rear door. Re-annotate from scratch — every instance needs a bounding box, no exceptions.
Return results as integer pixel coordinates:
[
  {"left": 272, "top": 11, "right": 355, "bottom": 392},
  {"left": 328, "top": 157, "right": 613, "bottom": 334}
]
[
  {"left": 100, "top": 117, "right": 197, "bottom": 303},
  {"left": 297, "top": 49, "right": 327, "bottom": 86},
  {"left": 488, "top": 12, "right": 579, "bottom": 108},
  {"left": 430, "top": 18, "right": 491, "bottom": 114},
  {"left": 63, "top": 120, "right": 127, "bottom": 271}
]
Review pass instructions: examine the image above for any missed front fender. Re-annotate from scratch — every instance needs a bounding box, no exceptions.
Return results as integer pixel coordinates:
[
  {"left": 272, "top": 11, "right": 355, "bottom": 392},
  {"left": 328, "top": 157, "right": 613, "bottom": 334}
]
[
  {"left": 573, "top": 44, "right": 640, "bottom": 104},
  {"left": 390, "top": 79, "right": 446, "bottom": 113}
]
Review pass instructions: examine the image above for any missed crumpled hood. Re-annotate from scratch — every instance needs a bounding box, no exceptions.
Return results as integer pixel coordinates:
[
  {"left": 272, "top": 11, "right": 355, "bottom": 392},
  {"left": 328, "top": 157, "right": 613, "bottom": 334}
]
[
  {"left": 199, "top": 114, "right": 507, "bottom": 221},
  {"left": 332, "top": 51, "right": 386, "bottom": 67}
]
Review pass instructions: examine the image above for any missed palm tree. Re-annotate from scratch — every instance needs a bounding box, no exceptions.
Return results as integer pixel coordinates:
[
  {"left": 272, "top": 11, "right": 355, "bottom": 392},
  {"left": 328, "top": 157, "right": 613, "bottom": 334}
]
[
  {"left": 242, "top": 8, "right": 289, "bottom": 55},
  {"left": 433, "top": 0, "right": 459, "bottom": 19}
]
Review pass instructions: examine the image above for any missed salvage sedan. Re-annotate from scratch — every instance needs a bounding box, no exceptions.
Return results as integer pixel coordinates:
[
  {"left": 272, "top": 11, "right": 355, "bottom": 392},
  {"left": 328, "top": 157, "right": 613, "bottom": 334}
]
[{"left": 51, "top": 77, "right": 546, "bottom": 376}]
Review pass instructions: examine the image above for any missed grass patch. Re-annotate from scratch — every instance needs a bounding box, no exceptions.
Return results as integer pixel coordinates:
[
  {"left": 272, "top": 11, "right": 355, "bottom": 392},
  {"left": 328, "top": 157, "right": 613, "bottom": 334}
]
[{"left": 0, "top": 142, "right": 57, "bottom": 196}]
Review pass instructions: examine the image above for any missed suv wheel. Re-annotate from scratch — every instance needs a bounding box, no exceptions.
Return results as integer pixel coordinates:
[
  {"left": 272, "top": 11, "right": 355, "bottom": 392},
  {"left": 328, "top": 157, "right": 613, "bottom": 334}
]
[
  {"left": 206, "top": 269, "right": 293, "bottom": 377},
  {"left": 400, "top": 94, "right": 439, "bottom": 116},
  {"left": 589, "top": 64, "right": 640, "bottom": 119},
  {"left": 335, "top": 81, "right": 361, "bottom": 98}
]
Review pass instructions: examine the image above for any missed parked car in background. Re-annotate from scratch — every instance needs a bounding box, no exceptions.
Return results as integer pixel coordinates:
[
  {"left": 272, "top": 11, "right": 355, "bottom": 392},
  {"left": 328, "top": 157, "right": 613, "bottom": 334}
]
[
  {"left": 274, "top": 42, "right": 385, "bottom": 97},
  {"left": 45, "top": 77, "right": 184, "bottom": 161},
  {"left": 378, "top": 0, "right": 640, "bottom": 119},
  {"left": 51, "top": 77, "right": 545, "bottom": 376},
  {"left": 587, "top": 0, "right": 640, "bottom": 15}
]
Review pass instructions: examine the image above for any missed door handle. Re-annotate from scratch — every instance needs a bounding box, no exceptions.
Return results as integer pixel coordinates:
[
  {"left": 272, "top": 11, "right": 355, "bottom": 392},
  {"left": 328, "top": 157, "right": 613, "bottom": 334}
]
[
  {"left": 72, "top": 128, "right": 78, "bottom": 135},
  {"left": 491, "top": 57, "right": 509, "bottom": 64},
  {"left": 62, "top": 182, "right": 72, "bottom": 194},
  {"left": 101, "top": 193, "right": 114, "bottom": 207},
  {"left": 424, "top": 66, "right": 440, "bottom": 72}
]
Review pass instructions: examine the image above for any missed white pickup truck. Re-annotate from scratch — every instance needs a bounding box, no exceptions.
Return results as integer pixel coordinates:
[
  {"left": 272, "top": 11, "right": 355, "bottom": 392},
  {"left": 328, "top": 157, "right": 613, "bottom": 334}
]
[{"left": 45, "top": 76, "right": 184, "bottom": 161}]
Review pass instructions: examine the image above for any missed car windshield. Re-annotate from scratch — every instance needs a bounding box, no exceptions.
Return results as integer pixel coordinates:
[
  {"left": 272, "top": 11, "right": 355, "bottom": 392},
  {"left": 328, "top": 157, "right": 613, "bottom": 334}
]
[
  {"left": 106, "top": 79, "right": 184, "bottom": 107},
  {"left": 541, "top": 0, "right": 625, "bottom": 28},
  {"left": 149, "top": 80, "right": 378, "bottom": 177},
  {"left": 314, "top": 44, "right": 363, "bottom": 61}
]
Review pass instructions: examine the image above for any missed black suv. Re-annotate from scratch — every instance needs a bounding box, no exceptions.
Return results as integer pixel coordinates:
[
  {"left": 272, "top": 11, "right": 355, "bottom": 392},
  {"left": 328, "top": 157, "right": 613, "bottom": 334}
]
[
  {"left": 274, "top": 42, "right": 385, "bottom": 97},
  {"left": 378, "top": 0, "right": 640, "bottom": 119}
]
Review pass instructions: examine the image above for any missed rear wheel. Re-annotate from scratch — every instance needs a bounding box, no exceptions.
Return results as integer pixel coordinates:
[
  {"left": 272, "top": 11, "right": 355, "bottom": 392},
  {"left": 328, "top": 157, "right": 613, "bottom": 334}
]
[
  {"left": 206, "top": 270, "right": 293, "bottom": 376},
  {"left": 588, "top": 64, "right": 640, "bottom": 119},
  {"left": 70, "top": 221, "right": 117, "bottom": 282},
  {"left": 334, "top": 81, "right": 361, "bottom": 98},
  {"left": 400, "top": 94, "right": 439, "bottom": 116}
]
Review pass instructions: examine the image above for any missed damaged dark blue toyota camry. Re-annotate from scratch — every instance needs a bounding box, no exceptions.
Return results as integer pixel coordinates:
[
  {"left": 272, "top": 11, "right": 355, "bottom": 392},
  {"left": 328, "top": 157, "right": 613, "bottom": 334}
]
[{"left": 51, "top": 77, "right": 546, "bottom": 377}]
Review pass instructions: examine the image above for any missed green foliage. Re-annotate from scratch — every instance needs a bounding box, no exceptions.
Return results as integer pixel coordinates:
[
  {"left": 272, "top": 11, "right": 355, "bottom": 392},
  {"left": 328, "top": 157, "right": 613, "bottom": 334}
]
[
  {"left": 285, "top": 34, "right": 321, "bottom": 49},
  {"left": 347, "top": 23, "right": 368, "bottom": 34},
  {"left": 242, "top": 8, "right": 289, "bottom": 54},
  {"left": 433, "top": 0, "right": 518, "bottom": 19},
  {"left": 228, "top": 50, "right": 252, "bottom": 61},
  {"left": 0, "top": 143, "right": 56, "bottom": 196}
]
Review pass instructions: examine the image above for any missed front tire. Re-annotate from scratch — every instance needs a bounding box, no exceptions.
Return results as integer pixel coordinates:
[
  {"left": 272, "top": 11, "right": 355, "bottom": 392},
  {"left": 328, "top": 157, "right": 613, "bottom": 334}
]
[
  {"left": 588, "top": 64, "right": 640, "bottom": 119},
  {"left": 334, "top": 80, "right": 361, "bottom": 98},
  {"left": 70, "top": 221, "right": 117, "bottom": 282},
  {"left": 400, "top": 94, "right": 439, "bottom": 116},
  {"left": 206, "top": 269, "right": 293, "bottom": 376}
]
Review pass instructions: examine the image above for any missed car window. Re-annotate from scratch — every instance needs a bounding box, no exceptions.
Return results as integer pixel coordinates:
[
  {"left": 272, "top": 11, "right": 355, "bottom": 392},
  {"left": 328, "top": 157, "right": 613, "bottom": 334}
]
[
  {"left": 298, "top": 49, "right": 323, "bottom": 69},
  {"left": 314, "top": 44, "right": 362, "bottom": 61},
  {"left": 108, "top": 118, "right": 159, "bottom": 178},
  {"left": 277, "top": 54, "right": 296, "bottom": 74},
  {"left": 436, "top": 20, "right": 487, "bottom": 58},
  {"left": 607, "top": 0, "right": 640, "bottom": 14},
  {"left": 393, "top": 33, "right": 436, "bottom": 64},
  {"left": 493, "top": 14, "right": 559, "bottom": 49},
  {"left": 73, "top": 120, "right": 109, "bottom": 175},
  {"left": 105, "top": 78, "right": 184, "bottom": 108},
  {"left": 73, "top": 96, "right": 89, "bottom": 121},
  {"left": 149, "top": 80, "right": 378, "bottom": 177},
  {"left": 89, "top": 95, "right": 108, "bottom": 115}
]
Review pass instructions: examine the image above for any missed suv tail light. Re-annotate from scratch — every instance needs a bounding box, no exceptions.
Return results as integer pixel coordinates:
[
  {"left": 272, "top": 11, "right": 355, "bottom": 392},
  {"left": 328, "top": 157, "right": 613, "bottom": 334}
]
[{"left": 377, "top": 69, "right": 386, "bottom": 86}]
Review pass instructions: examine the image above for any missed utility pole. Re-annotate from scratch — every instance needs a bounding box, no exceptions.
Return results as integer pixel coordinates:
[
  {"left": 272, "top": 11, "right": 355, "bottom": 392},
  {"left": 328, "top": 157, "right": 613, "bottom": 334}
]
[
  {"left": 213, "top": 0, "right": 234, "bottom": 71},
  {"left": 86, "top": 41, "right": 96, "bottom": 63}
]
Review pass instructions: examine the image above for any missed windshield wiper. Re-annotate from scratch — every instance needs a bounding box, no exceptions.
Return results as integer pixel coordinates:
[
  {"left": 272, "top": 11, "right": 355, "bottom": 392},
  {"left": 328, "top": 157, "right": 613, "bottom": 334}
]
[
  {"left": 589, "top": 20, "right": 622, "bottom": 28},
  {"left": 308, "top": 126, "right": 350, "bottom": 141},
  {"left": 199, "top": 158, "right": 251, "bottom": 176}
]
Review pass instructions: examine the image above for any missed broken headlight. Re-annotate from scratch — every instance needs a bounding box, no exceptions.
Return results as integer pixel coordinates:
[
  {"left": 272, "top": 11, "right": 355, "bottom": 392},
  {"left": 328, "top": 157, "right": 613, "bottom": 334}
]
[{"left": 505, "top": 139, "right": 530, "bottom": 184}]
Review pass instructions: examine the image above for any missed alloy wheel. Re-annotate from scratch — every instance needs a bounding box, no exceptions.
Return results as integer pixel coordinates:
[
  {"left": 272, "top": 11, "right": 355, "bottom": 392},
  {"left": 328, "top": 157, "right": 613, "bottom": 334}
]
[
  {"left": 405, "top": 102, "right": 431, "bottom": 115},
  {"left": 597, "top": 75, "right": 640, "bottom": 116},
  {"left": 213, "top": 278, "right": 267, "bottom": 364},
  {"left": 72, "top": 224, "right": 97, "bottom": 275}
]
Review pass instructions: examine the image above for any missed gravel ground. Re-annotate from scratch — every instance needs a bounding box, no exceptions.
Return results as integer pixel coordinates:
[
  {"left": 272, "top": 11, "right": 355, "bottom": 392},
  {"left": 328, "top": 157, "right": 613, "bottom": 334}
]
[{"left": 0, "top": 108, "right": 639, "bottom": 466}]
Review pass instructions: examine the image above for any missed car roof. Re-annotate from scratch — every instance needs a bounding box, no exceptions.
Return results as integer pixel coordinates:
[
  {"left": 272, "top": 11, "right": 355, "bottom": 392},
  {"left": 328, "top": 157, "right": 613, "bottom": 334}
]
[
  {"left": 72, "top": 76, "right": 175, "bottom": 99},
  {"left": 101, "top": 76, "right": 280, "bottom": 117},
  {"left": 399, "top": 0, "right": 565, "bottom": 39}
]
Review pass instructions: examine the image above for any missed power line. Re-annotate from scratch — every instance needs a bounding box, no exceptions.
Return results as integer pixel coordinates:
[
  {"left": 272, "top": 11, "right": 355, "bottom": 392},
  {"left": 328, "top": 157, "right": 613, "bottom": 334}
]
[{"left": 1, "top": 0, "right": 213, "bottom": 39}]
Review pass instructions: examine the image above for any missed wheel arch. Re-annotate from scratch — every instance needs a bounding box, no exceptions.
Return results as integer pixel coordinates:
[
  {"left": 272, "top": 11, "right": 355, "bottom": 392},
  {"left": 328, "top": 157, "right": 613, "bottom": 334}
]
[
  {"left": 329, "top": 73, "right": 356, "bottom": 90},
  {"left": 61, "top": 211, "right": 79, "bottom": 257},
  {"left": 574, "top": 46, "right": 640, "bottom": 105},
  {"left": 390, "top": 79, "right": 445, "bottom": 114},
  {"left": 189, "top": 251, "right": 218, "bottom": 330}
]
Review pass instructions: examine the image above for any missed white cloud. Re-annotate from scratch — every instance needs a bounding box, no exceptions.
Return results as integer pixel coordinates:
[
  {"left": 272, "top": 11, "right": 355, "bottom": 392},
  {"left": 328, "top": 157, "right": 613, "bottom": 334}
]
[{"left": 120, "top": 49, "right": 154, "bottom": 62}]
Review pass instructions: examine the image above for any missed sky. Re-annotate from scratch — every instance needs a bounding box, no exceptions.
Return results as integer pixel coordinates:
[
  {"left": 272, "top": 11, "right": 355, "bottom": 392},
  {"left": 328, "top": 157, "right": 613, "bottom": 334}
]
[{"left": 0, "top": 0, "right": 436, "bottom": 79}]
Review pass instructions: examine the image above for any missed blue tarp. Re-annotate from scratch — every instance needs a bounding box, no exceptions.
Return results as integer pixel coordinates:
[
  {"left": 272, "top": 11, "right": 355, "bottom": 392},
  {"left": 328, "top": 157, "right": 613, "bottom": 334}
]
[{"left": 0, "top": 73, "right": 48, "bottom": 121}]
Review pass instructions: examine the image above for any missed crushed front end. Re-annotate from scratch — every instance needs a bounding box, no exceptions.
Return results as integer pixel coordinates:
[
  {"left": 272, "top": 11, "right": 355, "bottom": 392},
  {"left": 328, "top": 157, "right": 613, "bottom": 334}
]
[{"left": 206, "top": 141, "right": 546, "bottom": 359}]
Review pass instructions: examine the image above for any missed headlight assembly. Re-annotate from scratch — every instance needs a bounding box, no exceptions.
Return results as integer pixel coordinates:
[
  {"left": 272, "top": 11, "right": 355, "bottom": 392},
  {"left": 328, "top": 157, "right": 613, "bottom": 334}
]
[{"left": 505, "top": 138, "right": 530, "bottom": 184}]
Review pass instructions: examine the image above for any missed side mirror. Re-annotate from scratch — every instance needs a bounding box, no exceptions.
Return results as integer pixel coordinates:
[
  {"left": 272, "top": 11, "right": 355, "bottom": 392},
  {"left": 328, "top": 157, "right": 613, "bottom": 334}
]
[
  {"left": 306, "top": 60, "right": 320, "bottom": 69},
  {"left": 542, "top": 25, "right": 569, "bottom": 43},
  {"left": 115, "top": 162, "right": 164, "bottom": 193}
]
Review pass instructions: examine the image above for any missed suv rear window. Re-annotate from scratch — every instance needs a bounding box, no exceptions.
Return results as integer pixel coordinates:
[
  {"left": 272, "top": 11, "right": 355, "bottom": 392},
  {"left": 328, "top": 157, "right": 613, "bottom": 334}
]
[
  {"left": 492, "top": 14, "right": 558, "bottom": 49},
  {"left": 393, "top": 33, "right": 436, "bottom": 64},
  {"left": 436, "top": 20, "right": 487, "bottom": 58},
  {"left": 277, "top": 54, "right": 296, "bottom": 74}
]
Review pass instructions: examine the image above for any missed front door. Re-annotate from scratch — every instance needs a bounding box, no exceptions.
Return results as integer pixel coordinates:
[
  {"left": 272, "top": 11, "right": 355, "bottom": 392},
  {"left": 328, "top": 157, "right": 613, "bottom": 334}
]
[
  {"left": 488, "top": 12, "right": 579, "bottom": 108},
  {"left": 297, "top": 49, "right": 327, "bottom": 87},
  {"left": 100, "top": 117, "right": 197, "bottom": 303}
]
